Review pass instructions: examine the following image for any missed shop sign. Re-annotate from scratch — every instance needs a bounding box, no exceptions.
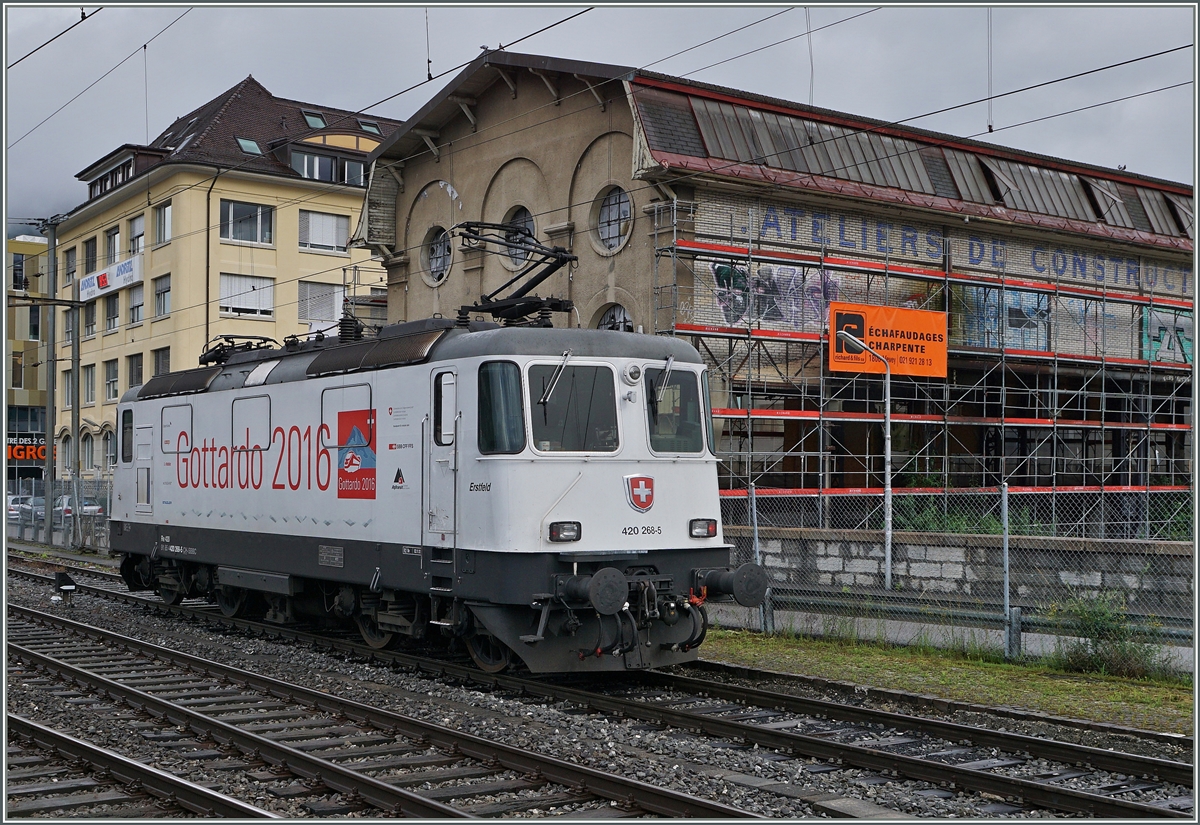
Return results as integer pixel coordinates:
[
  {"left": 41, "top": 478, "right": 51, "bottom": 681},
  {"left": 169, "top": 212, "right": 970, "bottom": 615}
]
[
  {"left": 829, "top": 302, "right": 947, "bottom": 377},
  {"left": 79, "top": 254, "right": 142, "bottom": 301},
  {"left": 7, "top": 432, "right": 49, "bottom": 462}
]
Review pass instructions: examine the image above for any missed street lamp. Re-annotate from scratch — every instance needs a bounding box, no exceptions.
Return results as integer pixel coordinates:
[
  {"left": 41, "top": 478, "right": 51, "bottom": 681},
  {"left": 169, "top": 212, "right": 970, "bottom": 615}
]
[{"left": 836, "top": 329, "right": 892, "bottom": 590}]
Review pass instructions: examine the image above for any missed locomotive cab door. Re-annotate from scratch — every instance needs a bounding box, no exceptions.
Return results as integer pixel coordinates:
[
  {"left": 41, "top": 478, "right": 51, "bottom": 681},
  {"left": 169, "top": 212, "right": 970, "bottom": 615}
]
[
  {"left": 425, "top": 370, "right": 458, "bottom": 548},
  {"left": 135, "top": 425, "right": 153, "bottom": 514}
]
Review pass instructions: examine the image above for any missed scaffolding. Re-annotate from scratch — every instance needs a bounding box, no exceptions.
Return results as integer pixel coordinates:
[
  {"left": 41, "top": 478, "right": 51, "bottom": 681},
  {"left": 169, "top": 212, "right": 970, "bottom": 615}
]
[{"left": 652, "top": 201, "right": 1193, "bottom": 541}]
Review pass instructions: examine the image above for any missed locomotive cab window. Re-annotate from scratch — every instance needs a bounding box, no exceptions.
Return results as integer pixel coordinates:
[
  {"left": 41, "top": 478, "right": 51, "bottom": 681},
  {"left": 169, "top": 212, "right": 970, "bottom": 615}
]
[
  {"left": 479, "top": 361, "right": 524, "bottom": 454},
  {"left": 645, "top": 367, "right": 704, "bottom": 453},
  {"left": 120, "top": 409, "right": 133, "bottom": 463},
  {"left": 434, "top": 371, "right": 456, "bottom": 446},
  {"left": 528, "top": 363, "right": 618, "bottom": 452}
]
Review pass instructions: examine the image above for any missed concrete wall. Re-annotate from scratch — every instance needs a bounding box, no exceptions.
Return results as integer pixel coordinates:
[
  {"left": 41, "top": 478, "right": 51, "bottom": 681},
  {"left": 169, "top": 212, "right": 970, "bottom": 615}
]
[{"left": 725, "top": 526, "right": 1193, "bottom": 622}]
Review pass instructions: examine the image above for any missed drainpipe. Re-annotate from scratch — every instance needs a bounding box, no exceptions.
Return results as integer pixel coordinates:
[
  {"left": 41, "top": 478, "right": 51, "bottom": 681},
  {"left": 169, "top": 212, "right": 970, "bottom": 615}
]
[{"left": 204, "top": 166, "right": 221, "bottom": 343}]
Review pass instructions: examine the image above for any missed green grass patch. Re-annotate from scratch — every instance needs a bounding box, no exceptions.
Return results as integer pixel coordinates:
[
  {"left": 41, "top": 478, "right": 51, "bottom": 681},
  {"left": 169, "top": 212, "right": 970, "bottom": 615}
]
[{"left": 700, "top": 628, "right": 1193, "bottom": 735}]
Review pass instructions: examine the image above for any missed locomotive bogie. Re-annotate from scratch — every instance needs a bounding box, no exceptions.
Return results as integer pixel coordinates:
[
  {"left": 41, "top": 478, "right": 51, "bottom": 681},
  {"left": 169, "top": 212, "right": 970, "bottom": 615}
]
[{"left": 110, "top": 321, "right": 767, "bottom": 672}]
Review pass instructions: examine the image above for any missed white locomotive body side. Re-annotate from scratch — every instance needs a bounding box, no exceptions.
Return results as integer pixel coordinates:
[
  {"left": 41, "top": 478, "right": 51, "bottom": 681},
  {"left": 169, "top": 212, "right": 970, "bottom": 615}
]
[{"left": 111, "top": 320, "right": 767, "bottom": 673}]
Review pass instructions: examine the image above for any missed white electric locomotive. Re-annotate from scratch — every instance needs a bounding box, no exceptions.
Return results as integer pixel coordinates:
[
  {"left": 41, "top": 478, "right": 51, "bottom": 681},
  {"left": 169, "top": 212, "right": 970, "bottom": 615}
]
[{"left": 110, "top": 235, "right": 767, "bottom": 673}]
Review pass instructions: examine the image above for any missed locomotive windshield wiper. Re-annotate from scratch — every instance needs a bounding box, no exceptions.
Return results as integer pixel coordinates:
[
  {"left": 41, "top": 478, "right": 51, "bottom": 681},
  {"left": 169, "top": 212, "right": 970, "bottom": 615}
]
[
  {"left": 538, "top": 350, "right": 572, "bottom": 406},
  {"left": 656, "top": 355, "right": 675, "bottom": 404}
]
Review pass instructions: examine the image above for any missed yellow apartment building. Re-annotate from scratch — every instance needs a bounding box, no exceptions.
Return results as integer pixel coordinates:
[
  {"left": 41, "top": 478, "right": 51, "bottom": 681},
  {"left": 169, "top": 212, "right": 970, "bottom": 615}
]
[{"left": 49, "top": 77, "right": 400, "bottom": 480}]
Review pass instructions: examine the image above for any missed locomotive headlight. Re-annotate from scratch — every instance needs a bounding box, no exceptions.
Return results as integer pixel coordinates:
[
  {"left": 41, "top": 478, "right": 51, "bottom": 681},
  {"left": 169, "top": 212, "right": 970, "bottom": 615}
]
[
  {"left": 689, "top": 518, "right": 718, "bottom": 538},
  {"left": 549, "top": 521, "right": 582, "bottom": 542},
  {"left": 621, "top": 363, "right": 642, "bottom": 385}
]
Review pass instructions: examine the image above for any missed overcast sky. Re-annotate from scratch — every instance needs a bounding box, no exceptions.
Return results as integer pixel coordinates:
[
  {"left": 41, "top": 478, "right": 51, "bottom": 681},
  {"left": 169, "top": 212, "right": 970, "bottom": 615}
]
[{"left": 4, "top": 4, "right": 1196, "bottom": 238}]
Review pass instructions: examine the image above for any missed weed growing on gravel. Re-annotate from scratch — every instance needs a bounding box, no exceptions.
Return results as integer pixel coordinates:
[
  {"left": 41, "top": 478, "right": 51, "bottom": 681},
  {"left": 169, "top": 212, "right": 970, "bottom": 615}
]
[{"left": 1042, "top": 590, "right": 1182, "bottom": 682}]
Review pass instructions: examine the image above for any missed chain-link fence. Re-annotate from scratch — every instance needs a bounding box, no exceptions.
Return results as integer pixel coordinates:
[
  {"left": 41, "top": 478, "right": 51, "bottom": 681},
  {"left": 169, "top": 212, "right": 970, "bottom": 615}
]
[
  {"left": 8, "top": 478, "right": 112, "bottom": 553},
  {"left": 721, "top": 484, "right": 1193, "bottom": 672}
]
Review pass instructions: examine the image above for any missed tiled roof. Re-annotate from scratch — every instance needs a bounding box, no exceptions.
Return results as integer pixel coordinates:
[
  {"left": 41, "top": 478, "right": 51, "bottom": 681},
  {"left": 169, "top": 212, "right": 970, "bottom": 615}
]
[{"left": 145, "top": 76, "right": 403, "bottom": 176}]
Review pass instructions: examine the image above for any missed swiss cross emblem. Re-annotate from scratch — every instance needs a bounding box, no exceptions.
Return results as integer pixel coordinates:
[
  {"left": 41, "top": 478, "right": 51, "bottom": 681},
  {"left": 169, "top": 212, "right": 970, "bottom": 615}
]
[{"left": 625, "top": 475, "right": 655, "bottom": 512}]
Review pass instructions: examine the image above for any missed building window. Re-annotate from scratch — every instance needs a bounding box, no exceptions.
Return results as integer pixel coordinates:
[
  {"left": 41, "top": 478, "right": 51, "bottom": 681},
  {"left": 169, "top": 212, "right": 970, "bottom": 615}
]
[
  {"left": 298, "top": 211, "right": 349, "bottom": 252},
  {"left": 302, "top": 110, "right": 326, "bottom": 129},
  {"left": 152, "top": 347, "right": 171, "bottom": 377},
  {"left": 63, "top": 306, "right": 75, "bottom": 340},
  {"left": 155, "top": 201, "right": 172, "bottom": 245},
  {"left": 104, "top": 359, "right": 119, "bottom": 401},
  {"left": 82, "top": 364, "right": 95, "bottom": 405},
  {"left": 84, "top": 240, "right": 97, "bottom": 274},
  {"left": 28, "top": 306, "right": 40, "bottom": 341},
  {"left": 220, "top": 273, "right": 275, "bottom": 317},
  {"left": 12, "top": 252, "right": 24, "bottom": 286},
  {"left": 60, "top": 435, "right": 72, "bottom": 474},
  {"left": 236, "top": 136, "right": 262, "bottom": 154},
  {"left": 504, "top": 206, "right": 535, "bottom": 267},
  {"left": 595, "top": 187, "right": 632, "bottom": 251},
  {"left": 153, "top": 274, "right": 171, "bottom": 316},
  {"left": 11, "top": 351, "right": 23, "bottom": 389},
  {"left": 291, "top": 151, "right": 334, "bottom": 181},
  {"left": 344, "top": 160, "right": 365, "bottom": 187},
  {"left": 64, "top": 246, "right": 77, "bottom": 283},
  {"left": 129, "top": 214, "right": 145, "bottom": 255},
  {"left": 220, "top": 200, "right": 273, "bottom": 244},
  {"left": 63, "top": 369, "right": 73, "bottom": 407},
  {"left": 105, "top": 226, "right": 121, "bottom": 265},
  {"left": 358, "top": 119, "right": 381, "bottom": 135},
  {"left": 104, "top": 431, "right": 116, "bottom": 469},
  {"left": 127, "top": 353, "right": 143, "bottom": 388},
  {"left": 423, "top": 227, "right": 451, "bottom": 286},
  {"left": 83, "top": 301, "right": 96, "bottom": 337},
  {"left": 105, "top": 294, "right": 119, "bottom": 331},
  {"left": 81, "top": 432, "right": 95, "bottom": 471},
  {"left": 129, "top": 283, "right": 144, "bottom": 324},
  {"left": 298, "top": 281, "right": 342, "bottom": 324}
]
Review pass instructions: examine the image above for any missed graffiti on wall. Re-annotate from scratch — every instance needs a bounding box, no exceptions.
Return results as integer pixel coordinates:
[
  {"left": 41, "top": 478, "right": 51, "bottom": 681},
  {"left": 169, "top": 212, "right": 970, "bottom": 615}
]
[{"left": 1145, "top": 309, "right": 1194, "bottom": 363}]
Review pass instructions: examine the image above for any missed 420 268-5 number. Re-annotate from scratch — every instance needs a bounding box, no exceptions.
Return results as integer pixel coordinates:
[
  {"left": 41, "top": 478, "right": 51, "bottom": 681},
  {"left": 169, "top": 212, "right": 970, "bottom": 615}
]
[{"left": 621, "top": 525, "right": 662, "bottom": 536}]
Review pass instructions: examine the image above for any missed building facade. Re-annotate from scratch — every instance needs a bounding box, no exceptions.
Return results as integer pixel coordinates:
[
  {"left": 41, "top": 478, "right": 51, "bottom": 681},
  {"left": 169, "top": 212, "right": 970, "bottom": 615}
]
[
  {"left": 359, "top": 51, "right": 1193, "bottom": 542},
  {"left": 50, "top": 77, "right": 401, "bottom": 480},
  {"left": 6, "top": 235, "right": 50, "bottom": 494}
]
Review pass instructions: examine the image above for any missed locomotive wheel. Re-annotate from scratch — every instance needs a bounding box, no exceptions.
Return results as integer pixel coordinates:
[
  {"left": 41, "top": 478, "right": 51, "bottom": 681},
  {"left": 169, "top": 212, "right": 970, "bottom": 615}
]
[
  {"left": 355, "top": 614, "right": 395, "bottom": 650},
  {"left": 214, "top": 586, "right": 249, "bottom": 618},
  {"left": 158, "top": 583, "right": 184, "bottom": 606},
  {"left": 466, "top": 632, "right": 512, "bottom": 673}
]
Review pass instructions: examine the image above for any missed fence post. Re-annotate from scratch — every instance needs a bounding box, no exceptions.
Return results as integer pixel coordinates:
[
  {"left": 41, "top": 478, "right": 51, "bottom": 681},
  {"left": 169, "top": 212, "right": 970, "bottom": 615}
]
[
  {"left": 1001, "top": 482, "right": 1020, "bottom": 660},
  {"left": 749, "top": 483, "right": 774, "bottom": 635}
]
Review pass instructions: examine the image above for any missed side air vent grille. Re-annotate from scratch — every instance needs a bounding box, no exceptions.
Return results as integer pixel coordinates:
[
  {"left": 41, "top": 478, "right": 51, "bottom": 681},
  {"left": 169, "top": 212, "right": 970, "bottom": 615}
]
[{"left": 137, "top": 366, "right": 223, "bottom": 399}]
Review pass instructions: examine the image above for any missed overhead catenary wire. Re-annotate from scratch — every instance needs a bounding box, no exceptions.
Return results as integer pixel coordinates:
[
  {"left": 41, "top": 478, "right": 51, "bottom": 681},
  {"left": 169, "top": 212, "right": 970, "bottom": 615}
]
[
  {"left": 6, "top": 8, "right": 192, "bottom": 150},
  {"left": 6, "top": 7, "right": 103, "bottom": 70},
  {"left": 30, "top": 10, "right": 1192, "bottom": 345},
  {"left": 44, "top": 74, "right": 1194, "bottom": 354}
]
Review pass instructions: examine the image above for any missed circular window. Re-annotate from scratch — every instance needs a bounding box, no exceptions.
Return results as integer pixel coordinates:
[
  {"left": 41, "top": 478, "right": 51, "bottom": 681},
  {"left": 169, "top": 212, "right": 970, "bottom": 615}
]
[
  {"left": 503, "top": 206, "right": 535, "bottom": 268},
  {"left": 422, "top": 226, "right": 452, "bottom": 287},
  {"left": 593, "top": 186, "right": 632, "bottom": 253},
  {"left": 598, "top": 303, "right": 634, "bottom": 332}
]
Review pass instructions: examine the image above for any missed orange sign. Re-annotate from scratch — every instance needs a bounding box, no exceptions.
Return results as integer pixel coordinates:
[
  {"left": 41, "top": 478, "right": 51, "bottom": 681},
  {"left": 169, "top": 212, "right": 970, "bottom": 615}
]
[{"left": 828, "top": 302, "right": 948, "bottom": 377}]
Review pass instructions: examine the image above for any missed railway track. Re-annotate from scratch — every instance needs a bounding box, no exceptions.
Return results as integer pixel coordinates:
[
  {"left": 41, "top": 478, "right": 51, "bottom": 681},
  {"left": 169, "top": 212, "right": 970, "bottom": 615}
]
[
  {"left": 9, "top": 555, "right": 1194, "bottom": 818},
  {"left": 7, "top": 604, "right": 754, "bottom": 818},
  {"left": 7, "top": 713, "right": 278, "bottom": 818}
]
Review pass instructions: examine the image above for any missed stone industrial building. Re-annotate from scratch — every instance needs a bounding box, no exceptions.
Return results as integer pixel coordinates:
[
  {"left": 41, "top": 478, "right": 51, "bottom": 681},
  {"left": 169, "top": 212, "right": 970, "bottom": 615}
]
[
  {"left": 45, "top": 77, "right": 402, "bottom": 481},
  {"left": 358, "top": 50, "right": 1193, "bottom": 544}
]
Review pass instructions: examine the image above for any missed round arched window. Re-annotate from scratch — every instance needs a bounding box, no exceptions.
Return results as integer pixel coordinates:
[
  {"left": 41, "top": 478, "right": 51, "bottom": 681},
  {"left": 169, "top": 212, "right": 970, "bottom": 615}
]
[
  {"left": 595, "top": 187, "right": 632, "bottom": 251},
  {"left": 504, "top": 206, "right": 535, "bottom": 268},
  {"left": 598, "top": 304, "right": 634, "bottom": 332},
  {"left": 423, "top": 227, "right": 452, "bottom": 286},
  {"left": 81, "top": 433, "right": 95, "bottom": 471}
]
